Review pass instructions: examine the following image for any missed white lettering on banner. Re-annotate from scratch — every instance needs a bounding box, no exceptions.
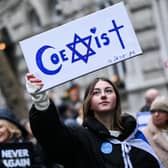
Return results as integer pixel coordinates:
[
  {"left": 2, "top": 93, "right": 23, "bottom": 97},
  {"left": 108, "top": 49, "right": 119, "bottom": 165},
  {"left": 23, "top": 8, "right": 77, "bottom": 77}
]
[
  {"left": 20, "top": 2, "right": 142, "bottom": 91},
  {"left": 1, "top": 149, "right": 30, "bottom": 167},
  {"left": 3, "top": 158, "right": 30, "bottom": 167},
  {"left": 1, "top": 149, "right": 29, "bottom": 158}
]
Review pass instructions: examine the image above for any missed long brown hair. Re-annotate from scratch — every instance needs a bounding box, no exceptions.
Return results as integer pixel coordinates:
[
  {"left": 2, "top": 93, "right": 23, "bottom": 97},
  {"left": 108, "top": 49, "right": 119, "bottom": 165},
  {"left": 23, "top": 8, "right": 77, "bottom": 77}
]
[{"left": 83, "top": 77, "right": 123, "bottom": 130}]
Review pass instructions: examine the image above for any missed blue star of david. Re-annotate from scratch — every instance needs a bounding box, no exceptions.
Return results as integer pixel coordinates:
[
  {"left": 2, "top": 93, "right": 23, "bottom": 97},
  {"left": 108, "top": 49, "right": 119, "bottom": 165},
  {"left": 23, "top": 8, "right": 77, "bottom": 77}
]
[{"left": 66, "top": 33, "right": 96, "bottom": 63}]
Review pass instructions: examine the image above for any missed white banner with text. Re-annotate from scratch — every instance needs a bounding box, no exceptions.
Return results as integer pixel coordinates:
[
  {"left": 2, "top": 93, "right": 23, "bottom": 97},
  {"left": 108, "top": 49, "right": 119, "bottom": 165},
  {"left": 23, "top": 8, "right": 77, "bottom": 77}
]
[{"left": 20, "top": 2, "right": 142, "bottom": 91}]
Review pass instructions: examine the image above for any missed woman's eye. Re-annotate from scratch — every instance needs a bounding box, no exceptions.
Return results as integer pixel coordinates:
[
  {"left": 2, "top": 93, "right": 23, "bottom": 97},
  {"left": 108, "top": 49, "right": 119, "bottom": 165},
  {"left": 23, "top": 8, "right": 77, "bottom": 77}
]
[
  {"left": 105, "top": 89, "right": 113, "bottom": 94},
  {"left": 92, "top": 91, "right": 100, "bottom": 95}
]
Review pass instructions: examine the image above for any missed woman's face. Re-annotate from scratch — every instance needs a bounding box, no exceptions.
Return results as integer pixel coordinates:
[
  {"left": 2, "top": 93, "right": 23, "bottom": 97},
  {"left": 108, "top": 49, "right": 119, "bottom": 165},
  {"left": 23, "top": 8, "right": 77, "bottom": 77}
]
[
  {"left": 90, "top": 80, "right": 117, "bottom": 114},
  {"left": 0, "top": 120, "right": 10, "bottom": 143},
  {"left": 152, "top": 111, "right": 168, "bottom": 128}
]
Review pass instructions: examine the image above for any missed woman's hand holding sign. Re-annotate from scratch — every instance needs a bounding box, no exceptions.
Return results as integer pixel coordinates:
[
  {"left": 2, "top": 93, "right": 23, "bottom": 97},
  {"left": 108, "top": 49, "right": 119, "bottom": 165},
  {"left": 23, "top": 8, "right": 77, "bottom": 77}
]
[
  {"left": 25, "top": 73, "right": 44, "bottom": 94},
  {"left": 25, "top": 73, "right": 50, "bottom": 111}
]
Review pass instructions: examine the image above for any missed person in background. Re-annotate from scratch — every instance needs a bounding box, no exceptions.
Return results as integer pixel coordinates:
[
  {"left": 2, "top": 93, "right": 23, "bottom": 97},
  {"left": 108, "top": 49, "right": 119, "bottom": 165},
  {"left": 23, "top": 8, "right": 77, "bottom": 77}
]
[
  {"left": 143, "top": 96, "right": 168, "bottom": 168},
  {"left": 0, "top": 108, "right": 50, "bottom": 168},
  {"left": 140, "top": 88, "right": 160, "bottom": 112},
  {"left": 21, "top": 119, "right": 37, "bottom": 144},
  {"left": 25, "top": 73, "right": 163, "bottom": 168},
  {"left": 66, "top": 83, "right": 82, "bottom": 120},
  {"left": 67, "top": 83, "right": 83, "bottom": 125},
  {"left": 58, "top": 83, "right": 82, "bottom": 127},
  {"left": 0, "top": 109, "right": 28, "bottom": 143},
  {"left": 76, "top": 106, "right": 84, "bottom": 125},
  {"left": 136, "top": 88, "right": 160, "bottom": 130},
  {"left": 0, "top": 109, "right": 28, "bottom": 168}
]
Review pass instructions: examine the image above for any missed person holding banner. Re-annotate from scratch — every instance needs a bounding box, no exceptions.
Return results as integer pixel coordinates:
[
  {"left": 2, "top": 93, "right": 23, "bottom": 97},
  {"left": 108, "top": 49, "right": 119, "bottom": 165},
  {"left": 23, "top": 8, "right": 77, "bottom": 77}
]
[
  {"left": 25, "top": 73, "right": 164, "bottom": 168},
  {"left": 0, "top": 108, "right": 52, "bottom": 168}
]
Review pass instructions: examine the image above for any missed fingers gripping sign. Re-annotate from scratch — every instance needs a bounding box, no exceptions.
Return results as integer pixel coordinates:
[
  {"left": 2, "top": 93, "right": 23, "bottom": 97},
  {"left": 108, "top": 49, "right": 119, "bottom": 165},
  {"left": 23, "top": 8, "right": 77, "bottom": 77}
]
[
  {"left": 25, "top": 73, "right": 44, "bottom": 95},
  {"left": 25, "top": 73, "right": 49, "bottom": 111}
]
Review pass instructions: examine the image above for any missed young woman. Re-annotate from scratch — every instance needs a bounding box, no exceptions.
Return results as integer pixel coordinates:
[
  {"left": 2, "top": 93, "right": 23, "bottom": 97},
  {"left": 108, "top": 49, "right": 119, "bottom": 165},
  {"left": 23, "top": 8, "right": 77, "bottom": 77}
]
[{"left": 26, "top": 73, "right": 163, "bottom": 168}]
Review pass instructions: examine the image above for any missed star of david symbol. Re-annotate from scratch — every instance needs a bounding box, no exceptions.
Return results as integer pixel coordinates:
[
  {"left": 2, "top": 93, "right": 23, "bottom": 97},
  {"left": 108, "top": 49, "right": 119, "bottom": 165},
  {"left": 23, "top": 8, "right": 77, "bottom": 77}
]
[{"left": 66, "top": 33, "right": 96, "bottom": 63}]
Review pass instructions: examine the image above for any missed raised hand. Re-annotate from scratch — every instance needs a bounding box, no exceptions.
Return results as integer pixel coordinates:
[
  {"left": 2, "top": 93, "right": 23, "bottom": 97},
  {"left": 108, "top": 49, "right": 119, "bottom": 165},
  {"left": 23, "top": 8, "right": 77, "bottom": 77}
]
[
  {"left": 25, "top": 73, "right": 44, "bottom": 95},
  {"left": 25, "top": 73, "right": 49, "bottom": 111}
]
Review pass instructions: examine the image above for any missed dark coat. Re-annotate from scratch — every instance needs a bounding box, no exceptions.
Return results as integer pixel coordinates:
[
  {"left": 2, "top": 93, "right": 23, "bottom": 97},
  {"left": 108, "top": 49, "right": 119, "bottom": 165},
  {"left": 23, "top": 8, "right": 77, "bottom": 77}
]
[{"left": 29, "top": 100, "right": 163, "bottom": 168}]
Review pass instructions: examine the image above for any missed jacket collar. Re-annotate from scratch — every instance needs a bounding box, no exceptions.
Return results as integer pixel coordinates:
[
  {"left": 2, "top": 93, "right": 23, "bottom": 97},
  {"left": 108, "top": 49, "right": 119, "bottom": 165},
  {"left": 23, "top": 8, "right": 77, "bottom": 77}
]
[
  {"left": 83, "top": 114, "right": 137, "bottom": 141},
  {"left": 83, "top": 116, "right": 111, "bottom": 138}
]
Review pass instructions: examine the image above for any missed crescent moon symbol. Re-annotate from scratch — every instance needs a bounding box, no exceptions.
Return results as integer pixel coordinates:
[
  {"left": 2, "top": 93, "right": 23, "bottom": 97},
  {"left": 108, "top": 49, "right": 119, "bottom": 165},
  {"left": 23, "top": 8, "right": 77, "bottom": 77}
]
[{"left": 36, "top": 45, "right": 62, "bottom": 75}]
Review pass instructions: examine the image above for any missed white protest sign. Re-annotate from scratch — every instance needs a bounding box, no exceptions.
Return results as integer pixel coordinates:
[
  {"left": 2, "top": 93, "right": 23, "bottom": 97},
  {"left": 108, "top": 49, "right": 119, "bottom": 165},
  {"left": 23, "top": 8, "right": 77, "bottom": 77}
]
[{"left": 20, "top": 2, "right": 142, "bottom": 92}]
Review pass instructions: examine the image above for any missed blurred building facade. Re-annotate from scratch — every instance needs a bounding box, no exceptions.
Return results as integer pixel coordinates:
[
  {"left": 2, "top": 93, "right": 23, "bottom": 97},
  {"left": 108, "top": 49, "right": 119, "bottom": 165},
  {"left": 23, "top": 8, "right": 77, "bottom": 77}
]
[{"left": 0, "top": 0, "right": 168, "bottom": 116}]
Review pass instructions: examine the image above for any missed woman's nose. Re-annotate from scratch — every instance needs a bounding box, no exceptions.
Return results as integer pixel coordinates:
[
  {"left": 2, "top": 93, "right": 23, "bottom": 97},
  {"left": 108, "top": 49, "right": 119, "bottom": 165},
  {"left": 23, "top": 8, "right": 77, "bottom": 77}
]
[{"left": 101, "top": 91, "right": 106, "bottom": 98}]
